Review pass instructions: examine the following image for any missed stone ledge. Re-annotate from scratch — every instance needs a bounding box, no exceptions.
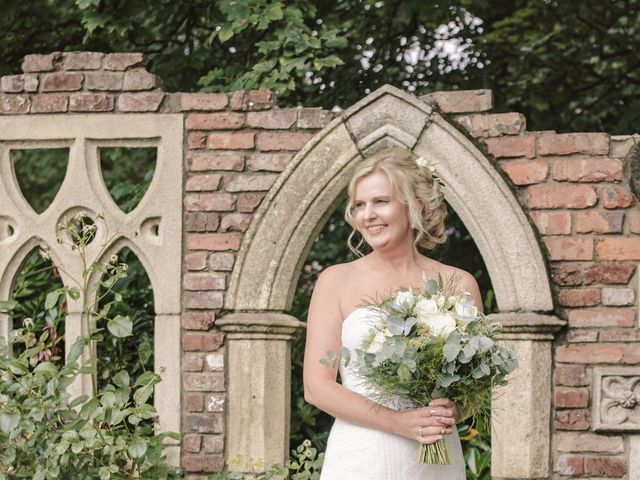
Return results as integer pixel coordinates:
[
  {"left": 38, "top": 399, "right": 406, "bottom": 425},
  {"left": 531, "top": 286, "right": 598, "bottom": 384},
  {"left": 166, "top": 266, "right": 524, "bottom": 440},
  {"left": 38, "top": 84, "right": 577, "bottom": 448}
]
[
  {"left": 488, "top": 312, "right": 566, "bottom": 340},
  {"left": 421, "top": 89, "right": 493, "bottom": 113},
  {"left": 217, "top": 312, "right": 305, "bottom": 340}
]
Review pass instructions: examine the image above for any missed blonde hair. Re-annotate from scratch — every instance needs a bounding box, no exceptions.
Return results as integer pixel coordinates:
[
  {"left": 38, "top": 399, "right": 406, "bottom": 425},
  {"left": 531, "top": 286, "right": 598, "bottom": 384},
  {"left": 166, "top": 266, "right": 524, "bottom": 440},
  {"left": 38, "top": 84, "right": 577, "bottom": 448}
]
[{"left": 344, "top": 147, "right": 448, "bottom": 256}]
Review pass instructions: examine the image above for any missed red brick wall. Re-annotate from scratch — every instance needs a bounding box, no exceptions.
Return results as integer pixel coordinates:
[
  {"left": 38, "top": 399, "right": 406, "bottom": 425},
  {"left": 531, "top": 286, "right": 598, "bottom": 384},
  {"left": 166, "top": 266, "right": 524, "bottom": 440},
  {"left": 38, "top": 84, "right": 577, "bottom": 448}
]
[{"left": 2, "top": 52, "right": 638, "bottom": 478}]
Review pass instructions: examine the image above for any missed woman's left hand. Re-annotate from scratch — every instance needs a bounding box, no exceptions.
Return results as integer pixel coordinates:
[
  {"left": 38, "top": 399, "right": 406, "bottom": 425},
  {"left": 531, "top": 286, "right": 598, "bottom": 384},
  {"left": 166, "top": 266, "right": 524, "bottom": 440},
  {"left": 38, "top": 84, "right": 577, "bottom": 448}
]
[{"left": 428, "top": 398, "right": 462, "bottom": 424}]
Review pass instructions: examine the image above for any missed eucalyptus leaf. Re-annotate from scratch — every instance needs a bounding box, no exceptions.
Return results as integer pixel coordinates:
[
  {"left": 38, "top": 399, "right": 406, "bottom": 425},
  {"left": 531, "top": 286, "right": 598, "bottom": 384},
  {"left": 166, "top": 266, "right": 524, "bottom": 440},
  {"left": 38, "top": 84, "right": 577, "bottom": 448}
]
[{"left": 107, "top": 315, "right": 132, "bottom": 338}]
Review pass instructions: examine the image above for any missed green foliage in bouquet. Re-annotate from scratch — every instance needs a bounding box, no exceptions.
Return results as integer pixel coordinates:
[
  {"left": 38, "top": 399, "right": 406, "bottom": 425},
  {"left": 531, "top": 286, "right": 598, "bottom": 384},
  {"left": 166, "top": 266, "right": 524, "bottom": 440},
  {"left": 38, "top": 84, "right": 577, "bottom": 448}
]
[{"left": 0, "top": 215, "right": 180, "bottom": 480}]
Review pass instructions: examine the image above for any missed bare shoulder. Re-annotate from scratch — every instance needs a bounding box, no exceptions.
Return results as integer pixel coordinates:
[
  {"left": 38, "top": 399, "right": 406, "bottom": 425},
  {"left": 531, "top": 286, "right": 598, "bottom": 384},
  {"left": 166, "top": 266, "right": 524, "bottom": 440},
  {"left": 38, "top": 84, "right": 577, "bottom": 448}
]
[{"left": 418, "top": 256, "right": 483, "bottom": 312}]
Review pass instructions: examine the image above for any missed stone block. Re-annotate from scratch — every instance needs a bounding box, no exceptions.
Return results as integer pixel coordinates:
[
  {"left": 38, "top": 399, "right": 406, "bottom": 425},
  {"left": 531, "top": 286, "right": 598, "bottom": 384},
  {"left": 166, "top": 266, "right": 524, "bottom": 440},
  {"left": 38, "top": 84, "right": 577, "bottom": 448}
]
[
  {"left": 297, "top": 108, "right": 332, "bottom": 129},
  {"left": 454, "top": 112, "right": 524, "bottom": 137},
  {"left": 116, "top": 92, "right": 165, "bottom": 112},
  {"left": 0, "top": 94, "right": 30, "bottom": 113},
  {"left": 103, "top": 53, "right": 146, "bottom": 71},
  {"left": 209, "top": 252, "right": 235, "bottom": 271},
  {"left": 602, "top": 287, "right": 635, "bottom": 306},
  {"left": 123, "top": 69, "right": 161, "bottom": 90},
  {"left": 31, "top": 95, "right": 68, "bottom": 113},
  {"left": 422, "top": 89, "right": 493, "bottom": 113},
  {"left": 42, "top": 72, "right": 83, "bottom": 91},
  {"left": 62, "top": 52, "right": 104, "bottom": 70},
  {"left": 22, "top": 53, "right": 59, "bottom": 72},
  {"left": 69, "top": 93, "right": 114, "bottom": 112},
  {"left": 85, "top": 71, "right": 124, "bottom": 91},
  {"left": 1, "top": 74, "right": 38, "bottom": 93}
]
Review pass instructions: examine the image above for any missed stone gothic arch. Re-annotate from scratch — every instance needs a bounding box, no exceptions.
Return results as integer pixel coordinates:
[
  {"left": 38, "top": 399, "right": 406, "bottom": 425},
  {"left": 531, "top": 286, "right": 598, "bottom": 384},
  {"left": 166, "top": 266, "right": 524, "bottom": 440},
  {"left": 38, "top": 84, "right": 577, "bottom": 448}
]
[{"left": 220, "top": 85, "right": 565, "bottom": 478}]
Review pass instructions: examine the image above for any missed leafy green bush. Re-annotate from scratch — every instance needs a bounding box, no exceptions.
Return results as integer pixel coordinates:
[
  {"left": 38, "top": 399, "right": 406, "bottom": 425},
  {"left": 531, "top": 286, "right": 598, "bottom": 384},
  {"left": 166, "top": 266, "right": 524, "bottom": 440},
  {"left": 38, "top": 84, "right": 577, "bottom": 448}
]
[{"left": 0, "top": 215, "right": 180, "bottom": 480}]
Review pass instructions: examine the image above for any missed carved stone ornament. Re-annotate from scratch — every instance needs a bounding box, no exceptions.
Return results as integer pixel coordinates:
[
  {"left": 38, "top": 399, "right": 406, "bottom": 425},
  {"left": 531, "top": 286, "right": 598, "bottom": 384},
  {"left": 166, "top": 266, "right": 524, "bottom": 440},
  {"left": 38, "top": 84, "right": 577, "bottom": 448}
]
[{"left": 593, "top": 366, "right": 640, "bottom": 431}]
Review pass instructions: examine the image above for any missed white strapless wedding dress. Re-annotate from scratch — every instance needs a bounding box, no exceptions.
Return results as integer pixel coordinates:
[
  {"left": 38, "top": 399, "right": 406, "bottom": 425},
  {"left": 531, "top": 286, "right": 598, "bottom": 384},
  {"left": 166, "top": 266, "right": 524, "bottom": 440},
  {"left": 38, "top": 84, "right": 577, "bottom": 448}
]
[{"left": 320, "top": 307, "right": 466, "bottom": 480}]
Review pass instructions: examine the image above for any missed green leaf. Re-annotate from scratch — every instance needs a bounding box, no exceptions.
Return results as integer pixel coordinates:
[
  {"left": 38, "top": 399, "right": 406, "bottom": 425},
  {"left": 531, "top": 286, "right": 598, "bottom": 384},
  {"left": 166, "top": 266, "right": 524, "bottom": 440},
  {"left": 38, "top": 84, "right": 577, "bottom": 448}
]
[
  {"left": 8, "top": 360, "right": 28, "bottom": 375},
  {"left": 127, "top": 436, "right": 148, "bottom": 459},
  {"left": 67, "top": 338, "right": 85, "bottom": 364},
  {"left": 69, "top": 395, "right": 89, "bottom": 408},
  {"left": 112, "top": 370, "right": 130, "bottom": 388},
  {"left": 218, "top": 24, "right": 234, "bottom": 42},
  {"left": 100, "top": 391, "right": 116, "bottom": 408},
  {"left": 443, "top": 343, "right": 461, "bottom": 362},
  {"left": 0, "top": 300, "right": 18, "bottom": 312},
  {"left": 0, "top": 412, "right": 19, "bottom": 434},
  {"left": 45, "top": 290, "right": 63, "bottom": 310},
  {"left": 34, "top": 361, "right": 58, "bottom": 378},
  {"left": 107, "top": 315, "right": 132, "bottom": 338}
]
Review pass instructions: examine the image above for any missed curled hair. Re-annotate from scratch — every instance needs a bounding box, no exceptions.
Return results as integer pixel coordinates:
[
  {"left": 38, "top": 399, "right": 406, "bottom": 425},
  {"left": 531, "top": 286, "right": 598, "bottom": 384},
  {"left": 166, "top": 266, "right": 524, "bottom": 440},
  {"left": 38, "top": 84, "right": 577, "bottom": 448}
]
[{"left": 344, "top": 147, "right": 448, "bottom": 256}]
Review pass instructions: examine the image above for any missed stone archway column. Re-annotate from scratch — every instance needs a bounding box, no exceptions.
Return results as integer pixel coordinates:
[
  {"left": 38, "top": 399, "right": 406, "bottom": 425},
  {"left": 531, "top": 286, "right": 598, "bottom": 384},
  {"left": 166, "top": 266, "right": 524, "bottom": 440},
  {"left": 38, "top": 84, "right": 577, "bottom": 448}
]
[
  {"left": 488, "top": 312, "right": 566, "bottom": 479},
  {"left": 217, "top": 312, "right": 305, "bottom": 472}
]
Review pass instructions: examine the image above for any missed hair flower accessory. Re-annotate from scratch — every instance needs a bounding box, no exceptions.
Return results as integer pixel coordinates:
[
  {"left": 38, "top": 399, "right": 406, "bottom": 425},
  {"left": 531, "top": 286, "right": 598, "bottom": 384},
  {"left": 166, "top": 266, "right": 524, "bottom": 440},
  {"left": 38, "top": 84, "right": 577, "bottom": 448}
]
[{"left": 415, "top": 156, "right": 445, "bottom": 187}]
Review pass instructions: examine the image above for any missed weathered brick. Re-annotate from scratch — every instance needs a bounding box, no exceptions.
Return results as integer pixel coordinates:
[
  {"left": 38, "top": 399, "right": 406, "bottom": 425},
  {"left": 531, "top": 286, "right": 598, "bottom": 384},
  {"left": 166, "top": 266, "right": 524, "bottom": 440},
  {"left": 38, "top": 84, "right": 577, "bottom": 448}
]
[
  {"left": 85, "top": 71, "right": 124, "bottom": 91},
  {"left": 602, "top": 185, "right": 635, "bottom": 209},
  {"left": 544, "top": 236, "right": 593, "bottom": 260},
  {"left": 454, "top": 112, "right": 524, "bottom": 137},
  {"left": 555, "top": 454, "right": 584, "bottom": 475},
  {"left": 185, "top": 291, "right": 224, "bottom": 309},
  {"left": 501, "top": 160, "right": 548, "bottom": 185},
  {"left": 575, "top": 210, "right": 624, "bottom": 233},
  {"left": 184, "top": 393, "right": 204, "bottom": 412},
  {"left": 69, "top": 93, "right": 114, "bottom": 112},
  {"left": 230, "top": 89, "right": 274, "bottom": 110},
  {"left": 556, "top": 344, "right": 623, "bottom": 364},
  {"left": 189, "top": 151, "right": 244, "bottom": 171},
  {"left": 527, "top": 184, "right": 597, "bottom": 209},
  {"left": 185, "top": 193, "right": 235, "bottom": 212},
  {"left": 116, "top": 92, "right": 165, "bottom": 112},
  {"left": 537, "top": 133, "right": 609, "bottom": 156},
  {"left": 596, "top": 237, "right": 640, "bottom": 260},
  {"left": 237, "top": 192, "right": 265, "bottom": 213},
  {"left": 62, "top": 52, "right": 103, "bottom": 70},
  {"left": 256, "top": 131, "right": 314, "bottom": 151},
  {"left": 188, "top": 132, "right": 208, "bottom": 150},
  {"left": 584, "top": 456, "right": 625, "bottom": 477},
  {"left": 600, "top": 328, "right": 640, "bottom": 342},
  {"left": 584, "top": 263, "right": 636, "bottom": 284},
  {"left": 247, "top": 152, "right": 294, "bottom": 172},
  {"left": 552, "top": 263, "right": 583, "bottom": 286},
  {"left": 205, "top": 353, "right": 224, "bottom": 371},
  {"left": 622, "top": 343, "right": 640, "bottom": 363},
  {"left": 567, "top": 330, "right": 599, "bottom": 343},
  {"left": 186, "top": 174, "right": 222, "bottom": 192},
  {"left": 558, "top": 288, "right": 601, "bottom": 307},
  {"left": 103, "top": 53, "right": 146, "bottom": 71},
  {"left": 122, "top": 69, "right": 160, "bottom": 90},
  {"left": 185, "top": 212, "right": 221, "bottom": 232},
  {"left": 568, "top": 308, "right": 635, "bottom": 327},
  {"left": 247, "top": 109, "right": 297, "bottom": 129},
  {"left": 42, "top": 72, "right": 83, "bottom": 92},
  {"left": 186, "top": 112, "right": 245, "bottom": 130},
  {"left": 554, "top": 388, "right": 589, "bottom": 408},
  {"left": 178, "top": 92, "right": 228, "bottom": 111},
  {"left": 602, "top": 287, "right": 635, "bottom": 306},
  {"left": 183, "top": 353, "right": 204, "bottom": 372},
  {"left": 1, "top": 74, "right": 38, "bottom": 93},
  {"left": 187, "top": 233, "right": 242, "bottom": 251},
  {"left": 209, "top": 252, "right": 235, "bottom": 271},
  {"left": 552, "top": 157, "right": 622, "bottom": 182},
  {"left": 185, "top": 251, "right": 208, "bottom": 271},
  {"left": 182, "top": 332, "right": 225, "bottom": 352},
  {"left": 483, "top": 135, "right": 536, "bottom": 159},
  {"left": 182, "top": 454, "right": 204, "bottom": 472},
  {"left": 22, "top": 53, "right": 58, "bottom": 72},
  {"left": 0, "top": 95, "right": 30, "bottom": 114},
  {"left": 531, "top": 211, "right": 571, "bottom": 235},
  {"left": 556, "top": 432, "right": 624, "bottom": 453},
  {"left": 184, "top": 373, "right": 225, "bottom": 392},
  {"left": 184, "top": 414, "right": 224, "bottom": 433},
  {"left": 182, "top": 311, "right": 215, "bottom": 331},
  {"left": 629, "top": 210, "right": 640, "bottom": 233},
  {"left": 554, "top": 365, "right": 588, "bottom": 386},
  {"left": 183, "top": 434, "right": 202, "bottom": 453},
  {"left": 31, "top": 95, "right": 68, "bottom": 113},
  {"left": 220, "top": 213, "right": 252, "bottom": 232},
  {"left": 555, "top": 410, "right": 589, "bottom": 431},
  {"left": 208, "top": 132, "right": 255, "bottom": 150},
  {"left": 202, "top": 434, "right": 224, "bottom": 453},
  {"left": 225, "top": 173, "right": 279, "bottom": 192},
  {"left": 297, "top": 108, "right": 332, "bottom": 129},
  {"left": 184, "top": 272, "right": 226, "bottom": 290},
  {"left": 205, "top": 394, "right": 225, "bottom": 413},
  {"left": 422, "top": 89, "right": 493, "bottom": 113}
]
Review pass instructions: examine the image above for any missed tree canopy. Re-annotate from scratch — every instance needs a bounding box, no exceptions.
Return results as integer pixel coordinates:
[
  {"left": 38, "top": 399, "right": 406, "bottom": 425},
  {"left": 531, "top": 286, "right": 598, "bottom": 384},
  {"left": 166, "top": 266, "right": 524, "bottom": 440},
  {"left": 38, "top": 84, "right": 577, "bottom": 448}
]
[{"left": 1, "top": 0, "right": 638, "bottom": 134}]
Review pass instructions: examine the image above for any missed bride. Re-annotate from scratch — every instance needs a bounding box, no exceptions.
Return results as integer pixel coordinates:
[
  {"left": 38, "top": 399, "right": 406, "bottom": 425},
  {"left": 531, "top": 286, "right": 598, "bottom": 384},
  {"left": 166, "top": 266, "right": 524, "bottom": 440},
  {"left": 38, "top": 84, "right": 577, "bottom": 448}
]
[{"left": 303, "top": 147, "right": 483, "bottom": 479}]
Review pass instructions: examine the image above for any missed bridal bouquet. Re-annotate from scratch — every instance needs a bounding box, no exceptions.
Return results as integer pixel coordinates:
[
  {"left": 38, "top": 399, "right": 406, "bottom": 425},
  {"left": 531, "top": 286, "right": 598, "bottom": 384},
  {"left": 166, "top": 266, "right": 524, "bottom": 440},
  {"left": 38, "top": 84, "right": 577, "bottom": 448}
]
[{"left": 348, "top": 275, "right": 517, "bottom": 464}]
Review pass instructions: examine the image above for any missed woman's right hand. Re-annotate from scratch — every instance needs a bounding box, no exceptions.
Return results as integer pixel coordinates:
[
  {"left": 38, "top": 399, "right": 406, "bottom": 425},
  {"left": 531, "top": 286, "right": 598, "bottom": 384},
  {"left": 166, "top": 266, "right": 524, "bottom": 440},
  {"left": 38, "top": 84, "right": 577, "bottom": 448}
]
[{"left": 394, "top": 406, "right": 456, "bottom": 444}]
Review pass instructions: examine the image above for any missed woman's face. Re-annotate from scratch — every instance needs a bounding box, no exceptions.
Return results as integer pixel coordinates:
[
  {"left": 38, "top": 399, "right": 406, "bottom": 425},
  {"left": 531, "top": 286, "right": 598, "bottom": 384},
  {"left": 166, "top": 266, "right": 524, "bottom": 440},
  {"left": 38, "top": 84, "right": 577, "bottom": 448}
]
[{"left": 352, "top": 170, "right": 412, "bottom": 251}]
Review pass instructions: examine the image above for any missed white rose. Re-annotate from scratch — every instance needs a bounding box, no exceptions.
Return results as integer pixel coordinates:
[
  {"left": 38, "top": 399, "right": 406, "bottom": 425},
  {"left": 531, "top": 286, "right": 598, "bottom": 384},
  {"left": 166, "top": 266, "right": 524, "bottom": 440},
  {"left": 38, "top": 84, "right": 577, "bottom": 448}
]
[
  {"left": 414, "top": 298, "right": 438, "bottom": 320},
  {"left": 367, "top": 331, "right": 386, "bottom": 353},
  {"left": 420, "top": 313, "right": 456, "bottom": 338},
  {"left": 392, "top": 290, "right": 416, "bottom": 310}
]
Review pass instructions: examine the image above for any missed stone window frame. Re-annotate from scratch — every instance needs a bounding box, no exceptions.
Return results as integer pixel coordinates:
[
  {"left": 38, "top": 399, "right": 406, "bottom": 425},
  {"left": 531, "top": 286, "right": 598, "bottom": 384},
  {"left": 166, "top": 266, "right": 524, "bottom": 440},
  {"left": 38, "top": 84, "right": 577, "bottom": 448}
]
[{"left": 0, "top": 114, "right": 183, "bottom": 464}]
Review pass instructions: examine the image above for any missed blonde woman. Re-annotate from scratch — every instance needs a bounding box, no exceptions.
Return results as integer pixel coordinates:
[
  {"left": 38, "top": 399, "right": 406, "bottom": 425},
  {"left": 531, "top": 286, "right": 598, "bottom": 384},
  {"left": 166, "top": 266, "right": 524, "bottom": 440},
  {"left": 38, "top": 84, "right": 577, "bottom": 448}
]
[{"left": 303, "top": 147, "right": 482, "bottom": 479}]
